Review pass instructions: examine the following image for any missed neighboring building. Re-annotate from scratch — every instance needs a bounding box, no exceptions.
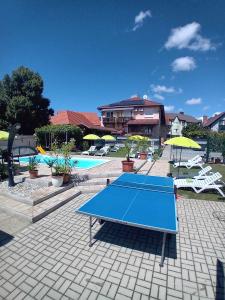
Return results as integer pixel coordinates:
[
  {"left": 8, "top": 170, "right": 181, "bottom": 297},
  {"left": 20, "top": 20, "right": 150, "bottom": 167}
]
[
  {"left": 166, "top": 112, "right": 200, "bottom": 136},
  {"left": 203, "top": 112, "right": 225, "bottom": 132},
  {"left": 51, "top": 110, "right": 117, "bottom": 134},
  {"left": 98, "top": 96, "right": 166, "bottom": 138}
]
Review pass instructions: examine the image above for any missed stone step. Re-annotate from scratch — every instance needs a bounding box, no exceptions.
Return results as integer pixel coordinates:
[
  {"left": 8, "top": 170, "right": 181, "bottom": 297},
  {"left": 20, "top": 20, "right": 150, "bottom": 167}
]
[
  {"left": 0, "top": 187, "right": 81, "bottom": 223},
  {"left": 80, "top": 185, "right": 107, "bottom": 194},
  {"left": 82, "top": 172, "right": 122, "bottom": 179},
  {"left": 78, "top": 177, "right": 117, "bottom": 186},
  {"left": 1, "top": 182, "right": 75, "bottom": 206}
]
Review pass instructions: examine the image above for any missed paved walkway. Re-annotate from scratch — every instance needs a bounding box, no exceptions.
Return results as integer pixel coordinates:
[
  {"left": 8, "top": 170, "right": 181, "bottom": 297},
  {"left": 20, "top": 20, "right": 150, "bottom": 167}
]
[{"left": 1, "top": 193, "right": 225, "bottom": 300}]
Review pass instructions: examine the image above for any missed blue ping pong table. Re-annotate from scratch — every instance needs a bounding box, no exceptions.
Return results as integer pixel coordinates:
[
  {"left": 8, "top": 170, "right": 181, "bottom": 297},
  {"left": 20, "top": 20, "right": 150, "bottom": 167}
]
[{"left": 76, "top": 173, "right": 178, "bottom": 267}]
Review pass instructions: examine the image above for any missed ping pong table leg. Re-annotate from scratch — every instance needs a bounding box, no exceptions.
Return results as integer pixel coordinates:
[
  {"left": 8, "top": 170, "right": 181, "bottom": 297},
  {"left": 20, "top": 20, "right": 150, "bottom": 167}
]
[
  {"left": 160, "top": 232, "right": 167, "bottom": 267},
  {"left": 89, "top": 216, "right": 92, "bottom": 247}
]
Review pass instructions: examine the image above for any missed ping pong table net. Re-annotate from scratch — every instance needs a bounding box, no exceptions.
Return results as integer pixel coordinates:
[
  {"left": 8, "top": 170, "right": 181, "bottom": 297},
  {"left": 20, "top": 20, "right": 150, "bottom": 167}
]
[{"left": 110, "top": 180, "right": 175, "bottom": 194}]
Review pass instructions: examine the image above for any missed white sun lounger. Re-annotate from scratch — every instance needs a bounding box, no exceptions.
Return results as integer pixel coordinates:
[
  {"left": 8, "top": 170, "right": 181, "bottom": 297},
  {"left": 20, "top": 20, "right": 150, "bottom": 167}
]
[
  {"left": 193, "top": 166, "right": 213, "bottom": 180},
  {"left": 175, "top": 172, "right": 225, "bottom": 197},
  {"left": 82, "top": 146, "right": 97, "bottom": 155},
  {"left": 174, "top": 156, "right": 204, "bottom": 169},
  {"left": 173, "top": 155, "right": 201, "bottom": 167}
]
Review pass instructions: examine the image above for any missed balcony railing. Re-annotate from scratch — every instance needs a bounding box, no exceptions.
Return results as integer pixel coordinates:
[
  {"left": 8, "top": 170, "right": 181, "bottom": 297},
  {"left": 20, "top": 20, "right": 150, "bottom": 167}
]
[{"left": 102, "top": 117, "right": 133, "bottom": 124}]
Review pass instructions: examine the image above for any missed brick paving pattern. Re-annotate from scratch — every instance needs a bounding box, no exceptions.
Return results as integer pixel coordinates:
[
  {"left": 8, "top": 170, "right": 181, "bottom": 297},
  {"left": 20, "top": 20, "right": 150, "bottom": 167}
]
[{"left": 1, "top": 192, "right": 225, "bottom": 299}]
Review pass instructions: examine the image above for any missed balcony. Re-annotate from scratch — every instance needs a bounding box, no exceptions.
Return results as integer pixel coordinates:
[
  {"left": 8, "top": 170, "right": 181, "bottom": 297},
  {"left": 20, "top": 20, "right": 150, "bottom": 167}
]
[
  {"left": 102, "top": 117, "right": 133, "bottom": 124},
  {"left": 219, "top": 125, "right": 225, "bottom": 132}
]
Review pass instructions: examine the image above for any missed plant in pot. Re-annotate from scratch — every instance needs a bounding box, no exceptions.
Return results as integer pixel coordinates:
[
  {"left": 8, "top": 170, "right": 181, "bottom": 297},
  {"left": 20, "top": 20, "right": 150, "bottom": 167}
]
[
  {"left": 137, "top": 138, "right": 149, "bottom": 160},
  {"left": 51, "top": 162, "right": 64, "bottom": 187},
  {"left": 122, "top": 140, "right": 134, "bottom": 172},
  {"left": 61, "top": 141, "right": 76, "bottom": 184},
  {"left": 28, "top": 157, "right": 39, "bottom": 179}
]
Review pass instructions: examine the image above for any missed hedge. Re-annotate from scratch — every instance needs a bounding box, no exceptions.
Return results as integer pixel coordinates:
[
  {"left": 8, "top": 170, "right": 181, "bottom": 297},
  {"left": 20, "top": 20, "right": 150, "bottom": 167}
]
[{"left": 35, "top": 124, "right": 83, "bottom": 149}]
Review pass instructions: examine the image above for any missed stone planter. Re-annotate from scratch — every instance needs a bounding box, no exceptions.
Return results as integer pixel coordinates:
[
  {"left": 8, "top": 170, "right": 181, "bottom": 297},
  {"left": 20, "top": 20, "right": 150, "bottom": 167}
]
[
  {"left": 29, "top": 170, "right": 38, "bottom": 179},
  {"left": 122, "top": 160, "right": 134, "bottom": 172},
  {"left": 140, "top": 152, "right": 148, "bottom": 160},
  {"left": 51, "top": 175, "right": 63, "bottom": 187}
]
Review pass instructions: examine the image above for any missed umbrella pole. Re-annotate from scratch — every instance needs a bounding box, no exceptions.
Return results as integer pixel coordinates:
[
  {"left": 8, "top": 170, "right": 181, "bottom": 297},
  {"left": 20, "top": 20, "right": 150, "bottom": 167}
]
[{"left": 177, "top": 147, "right": 182, "bottom": 178}]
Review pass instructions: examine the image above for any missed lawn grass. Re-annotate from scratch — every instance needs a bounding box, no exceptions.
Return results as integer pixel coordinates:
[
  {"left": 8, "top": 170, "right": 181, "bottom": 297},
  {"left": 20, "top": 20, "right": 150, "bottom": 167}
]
[
  {"left": 170, "top": 163, "right": 225, "bottom": 201},
  {"left": 107, "top": 148, "right": 127, "bottom": 158}
]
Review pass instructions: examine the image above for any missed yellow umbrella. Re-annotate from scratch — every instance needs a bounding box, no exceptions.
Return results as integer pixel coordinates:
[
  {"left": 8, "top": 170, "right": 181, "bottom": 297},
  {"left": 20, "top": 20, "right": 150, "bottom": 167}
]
[
  {"left": 83, "top": 134, "right": 101, "bottom": 140},
  {"left": 164, "top": 137, "right": 201, "bottom": 149},
  {"left": 101, "top": 135, "right": 116, "bottom": 141},
  {"left": 165, "top": 137, "right": 201, "bottom": 177},
  {"left": 0, "top": 130, "right": 9, "bottom": 140},
  {"left": 129, "top": 135, "right": 150, "bottom": 141}
]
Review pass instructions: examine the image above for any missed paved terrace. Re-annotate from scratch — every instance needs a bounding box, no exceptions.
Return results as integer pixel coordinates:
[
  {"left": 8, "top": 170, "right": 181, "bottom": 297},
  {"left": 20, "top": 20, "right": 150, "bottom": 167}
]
[{"left": 0, "top": 152, "right": 225, "bottom": 299}]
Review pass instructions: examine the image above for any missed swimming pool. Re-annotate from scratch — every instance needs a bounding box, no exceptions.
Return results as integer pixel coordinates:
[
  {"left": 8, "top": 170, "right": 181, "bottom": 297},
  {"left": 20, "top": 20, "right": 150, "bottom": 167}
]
[{"left": 19, "top": 154, "right": 108, "bottom": 169}]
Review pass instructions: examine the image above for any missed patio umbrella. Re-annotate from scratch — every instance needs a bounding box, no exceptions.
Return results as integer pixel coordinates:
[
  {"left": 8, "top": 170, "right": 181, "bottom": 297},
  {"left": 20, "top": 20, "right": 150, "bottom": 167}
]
[
  {"left": 101, "top": 135, "right": 116, "bottom": 141},
  {"left": 129, "top": 135, "right": 150, "bottom": 141},
  {"left": 0, "top": 130, "right": 9, "bottom": 140},
  {"left": 164, "top": 137, "right": 201, "bottom": 177},
  {"left": 83, "top": 134, "right": 101, "bottom": 140}
]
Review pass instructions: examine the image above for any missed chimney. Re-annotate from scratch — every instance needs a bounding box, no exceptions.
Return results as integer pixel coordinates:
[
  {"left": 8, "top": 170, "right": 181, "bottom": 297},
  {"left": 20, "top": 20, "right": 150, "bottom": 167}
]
[
  {"left": 179, "top": 111, "right": 184, "bottom": 115},
  {"left": 203, "top": 115, "right": 208, "bottom": 124}
]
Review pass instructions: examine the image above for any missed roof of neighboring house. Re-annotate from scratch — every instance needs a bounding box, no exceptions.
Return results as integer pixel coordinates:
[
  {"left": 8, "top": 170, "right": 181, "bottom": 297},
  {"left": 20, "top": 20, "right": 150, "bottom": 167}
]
[
  {"left": 51, "top": 110, "right": 116, "bottom": 133},
  {"left": 127, "top": 119, "right": 159, "bottom": 125},
  {"left": 165, "top": 113, "right": 199, "bottom": 124},
  {"left": 98, "top": 96, "right": 162, "bottom": 110},
  {"left": 203, "top": 112, "right": 225, "bottom": 127}
]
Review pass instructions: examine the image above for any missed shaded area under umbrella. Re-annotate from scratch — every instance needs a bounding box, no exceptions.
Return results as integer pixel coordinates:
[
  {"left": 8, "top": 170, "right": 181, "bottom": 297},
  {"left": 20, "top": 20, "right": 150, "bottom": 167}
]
[{"left": 164, "top": 137, "right": 201, "bottom": 177}]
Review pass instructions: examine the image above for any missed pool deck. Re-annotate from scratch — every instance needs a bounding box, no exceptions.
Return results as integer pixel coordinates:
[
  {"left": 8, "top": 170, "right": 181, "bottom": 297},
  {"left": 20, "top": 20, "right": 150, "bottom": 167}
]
[{"left": 1, "top": 150, "right": 225, "bottom": 299}]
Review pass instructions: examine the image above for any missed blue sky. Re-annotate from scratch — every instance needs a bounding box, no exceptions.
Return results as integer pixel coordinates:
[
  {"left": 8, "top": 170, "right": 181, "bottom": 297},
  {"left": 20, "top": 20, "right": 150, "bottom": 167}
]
[{"left": 1, "top": 0, "right": 225, "bottom": 118}]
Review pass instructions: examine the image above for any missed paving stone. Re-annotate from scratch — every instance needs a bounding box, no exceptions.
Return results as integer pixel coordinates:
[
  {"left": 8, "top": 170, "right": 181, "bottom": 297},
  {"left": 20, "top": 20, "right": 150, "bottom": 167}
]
[{"left": 1, "top": 161, "right": 225, "bottom": 300}]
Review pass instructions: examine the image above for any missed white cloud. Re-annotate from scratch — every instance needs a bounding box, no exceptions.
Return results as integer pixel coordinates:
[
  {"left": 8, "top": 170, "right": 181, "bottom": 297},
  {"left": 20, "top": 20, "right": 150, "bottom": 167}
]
[
  {"left": 186, "top": 97, "right": 202, "bottom": 105},
  {"left": 164, "top": 105, "right": 175, "bottom": 112},
  {"left": 132, "top": 10, "right": 152, "bottom": 31},
  {"left": 151, "top": 84, "right": 182, "bottom": 94},
  {"left": 172, "top": 56, "right": 196, "bottom": 72},
  {"left": 154, "top": 94, "right": 165, "bottom": 100},
  {"left": 165, "top": 22, "right": 215, "bottom": 51},
  {"left": 203, "top": 105, "right": 210, "bottom": 111}
]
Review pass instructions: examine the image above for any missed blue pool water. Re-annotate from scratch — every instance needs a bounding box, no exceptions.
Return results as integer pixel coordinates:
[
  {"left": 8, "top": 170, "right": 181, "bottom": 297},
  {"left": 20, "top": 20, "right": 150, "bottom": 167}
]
[{"left": 19, "top": 154, "right": 108, "bottom": 169}]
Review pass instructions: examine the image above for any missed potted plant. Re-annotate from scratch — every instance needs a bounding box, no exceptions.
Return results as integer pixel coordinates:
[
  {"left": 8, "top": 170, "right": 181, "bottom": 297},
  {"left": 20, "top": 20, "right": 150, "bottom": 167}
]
[
  {"left": 61, "top": 141, "right": 76, "bottom": 184},
  {"left": 122, "top": 140, "right": 134, "bottom": 172},
  {"left": 137, "top": 138, "right": 149, "bottom": 160},
  {"left": 28, "top": 157, "right": 39, "bottom": 179},
  {"left": 51, "top": 163, "right": 64, "bottom": 187}
]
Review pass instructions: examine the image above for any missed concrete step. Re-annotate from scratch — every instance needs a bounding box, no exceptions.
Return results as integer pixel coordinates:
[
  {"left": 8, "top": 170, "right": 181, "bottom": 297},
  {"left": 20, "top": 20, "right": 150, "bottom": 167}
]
[
  {"left": 0, "top": 187, "right": 81, "bottom": 223},
  {"left": 82, "top": 172, "right": 122, "bottom": 179},
  {"left": 80, "top": 185, "right": 106, "bottom": 194},
  {"left": 78, "top": 177, "right": 117, "bottom": 186}
]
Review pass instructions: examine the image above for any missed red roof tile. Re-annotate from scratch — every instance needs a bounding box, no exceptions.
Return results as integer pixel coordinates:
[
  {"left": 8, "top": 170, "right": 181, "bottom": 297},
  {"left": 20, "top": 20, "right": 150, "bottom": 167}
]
[
  {"left": 203, "top": 112, "right": 225, "bottom": 127},
  {"left": 165, "top": 113, "right": 199, "bottom": 125},
  {"left": 51, "top": 110, "right": 116, "bottom": 133},
  {"left": 98, "top": 97, "right": 162, "bottom": 110}
]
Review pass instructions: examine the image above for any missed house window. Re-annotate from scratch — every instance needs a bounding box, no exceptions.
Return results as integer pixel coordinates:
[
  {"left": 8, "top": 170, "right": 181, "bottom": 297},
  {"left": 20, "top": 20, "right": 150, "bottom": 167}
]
[{"left": 106, "top": 112, "right": 113, "bottom": 118}]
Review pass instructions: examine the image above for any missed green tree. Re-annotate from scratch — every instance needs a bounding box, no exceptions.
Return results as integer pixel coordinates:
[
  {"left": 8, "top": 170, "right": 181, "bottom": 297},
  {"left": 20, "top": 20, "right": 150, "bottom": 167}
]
[
  {"left": 182, "top": 123, "right": 209, "bottom": 139},
  {"left": 0, "top": 66, "right": 54, "bottom": 133}
]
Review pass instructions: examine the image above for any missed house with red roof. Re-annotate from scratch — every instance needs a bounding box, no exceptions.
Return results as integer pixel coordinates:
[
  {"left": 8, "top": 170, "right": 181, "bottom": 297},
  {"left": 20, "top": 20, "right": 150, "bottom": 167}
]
[
  {"left": 203, "top": 112, "right": 225, "bottom": 132},
  {"left": 98, "top": 96, "right": 167, "bottom": 138},
  {"left": 51, "top": 111, "right": 117, "bottom": 134}
]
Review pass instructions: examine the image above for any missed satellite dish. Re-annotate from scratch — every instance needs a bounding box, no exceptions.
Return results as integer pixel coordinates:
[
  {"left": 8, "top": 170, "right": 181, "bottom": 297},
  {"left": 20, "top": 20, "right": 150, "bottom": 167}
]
[{"left": 143, "top": 95, "right": 148, "bottom": 99}]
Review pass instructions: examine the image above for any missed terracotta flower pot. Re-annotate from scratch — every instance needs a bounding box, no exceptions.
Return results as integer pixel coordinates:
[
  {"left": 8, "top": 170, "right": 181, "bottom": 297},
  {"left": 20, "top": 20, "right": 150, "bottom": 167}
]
[
  {"left": 122, "top": 160, "right": 134, "bottom": 172},
  {"left": 29, "top": 170, "right": 38, "bottom": 179},
  {"left": 63, "top": 173, "right": 71, "bottom": 184},
  {"left": 140, "top": 152, "right": 148, "bottom": 160}
]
